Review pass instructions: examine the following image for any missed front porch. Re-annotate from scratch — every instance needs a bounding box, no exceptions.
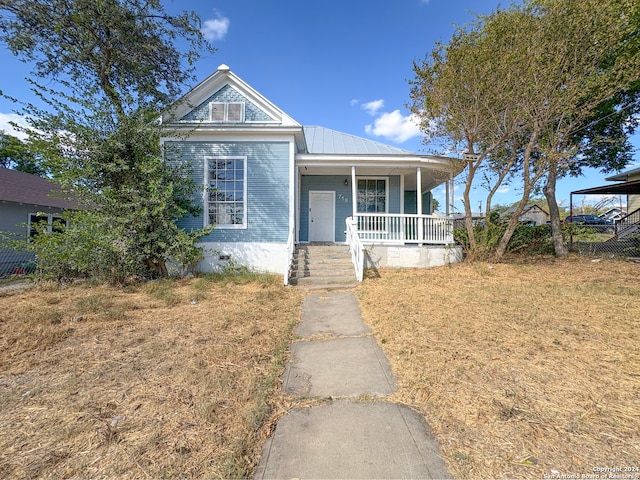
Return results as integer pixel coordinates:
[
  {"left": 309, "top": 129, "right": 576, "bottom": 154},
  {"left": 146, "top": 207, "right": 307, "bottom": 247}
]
[
  {"left": 297, "top": 165, "right": 457, "bottom": 244},
  {"left": 285, "top": 126, "right": 463, "bottom": 284},
  {"left": 344, "top": 213, "right": 461, "bottom": 282}
]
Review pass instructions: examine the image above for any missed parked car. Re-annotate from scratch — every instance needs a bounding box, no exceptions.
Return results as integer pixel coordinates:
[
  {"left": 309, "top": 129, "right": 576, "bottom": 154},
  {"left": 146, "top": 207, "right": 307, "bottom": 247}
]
[{"left": 564, "top": 214, "right": 607, "bottom": 225}]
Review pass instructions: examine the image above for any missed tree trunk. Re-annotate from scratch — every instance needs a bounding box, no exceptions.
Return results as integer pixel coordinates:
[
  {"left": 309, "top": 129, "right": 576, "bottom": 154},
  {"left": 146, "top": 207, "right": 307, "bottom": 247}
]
[
  {"left": 543, "top": 164, "right": 569, "bottom": 257},
  {"left": 495, "top": 189, "right": 533, "bottom": 259},
  {"left": 485, "top": 152, "right": 517, "bottom": 223},
  {"left": 146, "top": 258, "right": 168, "bottom": 277},
  {"left": 495, "top": 128, "right": 542, "bottom": 259},
  {"left": 462, "top": 162, "right": 479, "bottom": 259}
]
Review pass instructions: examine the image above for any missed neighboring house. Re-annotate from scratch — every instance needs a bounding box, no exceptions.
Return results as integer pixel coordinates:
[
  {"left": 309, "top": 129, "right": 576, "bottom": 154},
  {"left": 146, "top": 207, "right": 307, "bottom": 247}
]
[
  {"left": 505, "top": 204, "right": 548, "bottom": 226},
  {"left": 452, "top": 211, "right": 484, "bottom": 229},
  {"left": 571, "top": 166, "right": 640, "bottom": 241},
  {"left": 161, "top": 65, "right": 462, "bottom": 283},
  {"left": 0, "top": 168, "right": 76, "bottom": 275},
  {"left": 600, "top": 207, "right": 626, "bottom": 222},
  {"left": 605, "top": 166, "right": 640, "bottom": 214}
]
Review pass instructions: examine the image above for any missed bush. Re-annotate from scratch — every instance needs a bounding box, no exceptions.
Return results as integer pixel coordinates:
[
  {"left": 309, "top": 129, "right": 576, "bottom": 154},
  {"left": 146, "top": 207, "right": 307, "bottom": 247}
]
[
  {"left": 507, "top": 224, "right": 554, "bottom": 254},
  {"left": 9, "top": 209, "right": 211, "bottom": 284},
  {"left": 454, "top": 223, "right": 555, "bottom": 257}
]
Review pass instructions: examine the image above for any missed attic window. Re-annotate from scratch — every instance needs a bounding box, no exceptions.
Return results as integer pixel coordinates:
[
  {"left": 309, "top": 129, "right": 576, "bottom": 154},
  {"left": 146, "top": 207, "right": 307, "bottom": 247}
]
[{"left": 210, "top": 102, "right": 245, "bottom": 123}]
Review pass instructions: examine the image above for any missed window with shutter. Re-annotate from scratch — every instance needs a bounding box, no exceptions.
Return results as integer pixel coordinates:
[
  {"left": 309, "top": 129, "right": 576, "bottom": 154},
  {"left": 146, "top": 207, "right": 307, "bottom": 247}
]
[
  {"left": 226, "top": 102, "right": 244, "bottom": 122},
  {"left": 209, "top": 102, "right": 245, "bottom": 123},
  {"left": 210, "top": 102, "right": 225, "bottom": 122}
]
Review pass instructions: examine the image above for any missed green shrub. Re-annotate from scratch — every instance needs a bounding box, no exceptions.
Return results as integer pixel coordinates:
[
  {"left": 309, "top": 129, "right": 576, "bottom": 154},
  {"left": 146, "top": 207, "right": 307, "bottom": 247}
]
[
  {"left": 454, "top": 222, "right": 555, "bottom": 257},
  {"left": 507, "top": 224, "right": 554, "bottom": 254}
]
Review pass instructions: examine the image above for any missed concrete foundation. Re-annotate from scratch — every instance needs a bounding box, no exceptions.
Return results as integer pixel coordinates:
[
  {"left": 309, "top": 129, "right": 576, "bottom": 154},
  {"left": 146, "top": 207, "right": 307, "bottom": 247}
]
[{"left": 364, "top": 244, "right": 463, "bottom": 269}]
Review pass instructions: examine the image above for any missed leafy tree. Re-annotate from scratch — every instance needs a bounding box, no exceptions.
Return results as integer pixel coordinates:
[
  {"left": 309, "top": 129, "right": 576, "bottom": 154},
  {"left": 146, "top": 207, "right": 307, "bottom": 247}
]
[
  {"left": 410, "top": 5, "right": 543, "bottom": 259},
  {"left": 531, "top": 0, "right": 639, "bottom": 257},
  {"left": 0, "top": 0, "right": 215, "bottom": 280},
  {"left": 411, "top": 0, "right": 639, "bottom": 260},
  {"left": 0, "top": 131, "right": 45, "bottom": 175}
]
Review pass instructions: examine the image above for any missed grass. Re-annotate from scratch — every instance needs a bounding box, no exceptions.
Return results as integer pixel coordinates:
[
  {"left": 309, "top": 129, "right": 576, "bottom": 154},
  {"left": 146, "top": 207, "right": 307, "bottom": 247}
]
[
  {"left": 1, "top": 257, "right": 638, "bottom": 479},
  {"left": 356, "top": 255, "right": 640, "bottom": 479},
  {"left": 0, "top": 274, "right": 302, "bottom": 479}
]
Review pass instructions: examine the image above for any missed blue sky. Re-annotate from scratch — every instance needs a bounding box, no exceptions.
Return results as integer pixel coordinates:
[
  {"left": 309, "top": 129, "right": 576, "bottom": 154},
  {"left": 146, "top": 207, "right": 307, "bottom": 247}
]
[{"left": 1, "top": 0, "right": 638, "bottom": 213}]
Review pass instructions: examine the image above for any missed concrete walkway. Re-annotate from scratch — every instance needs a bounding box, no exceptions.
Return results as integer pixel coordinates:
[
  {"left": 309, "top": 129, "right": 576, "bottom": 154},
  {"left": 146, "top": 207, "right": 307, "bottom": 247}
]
[{"left": 253, "top": 292, "right": 451, "bottom": 479}]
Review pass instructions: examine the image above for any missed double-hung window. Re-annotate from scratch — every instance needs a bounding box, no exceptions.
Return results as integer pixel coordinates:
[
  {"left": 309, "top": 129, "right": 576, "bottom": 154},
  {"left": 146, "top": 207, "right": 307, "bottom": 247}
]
[
  {"left": 357, "top": 178, "right": 388, "bottom": 232},
  {"left": 28, "top": 213, "right": 66, "bottom": 238},
  {"left": 357, "top": 178, "right": 388, "bottom": 213},
  {"left": 206, "top": 157, "right": 247, "bottom": 229}
]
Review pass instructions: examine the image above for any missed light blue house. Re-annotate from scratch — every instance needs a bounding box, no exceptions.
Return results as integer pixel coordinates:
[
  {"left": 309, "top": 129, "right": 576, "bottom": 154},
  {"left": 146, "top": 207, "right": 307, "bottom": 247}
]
[{"left": 161, "top": 65, "right": 461, "bottom": 284}]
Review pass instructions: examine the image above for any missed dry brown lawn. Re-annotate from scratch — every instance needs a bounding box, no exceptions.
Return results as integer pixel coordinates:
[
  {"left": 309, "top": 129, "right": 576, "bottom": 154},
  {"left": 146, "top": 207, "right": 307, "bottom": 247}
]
[
  {"left": 0, "top": 275, "right": 302, "bottom": 479},
  {"left": 2, "top": 257, "right": 638, "bottom": 479},
  {"left": 356, "top": 256, "right": 640, "bottom": 479}
]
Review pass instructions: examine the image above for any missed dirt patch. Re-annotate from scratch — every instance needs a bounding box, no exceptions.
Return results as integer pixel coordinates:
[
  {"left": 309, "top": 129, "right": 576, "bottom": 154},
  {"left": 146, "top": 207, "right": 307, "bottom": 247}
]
[
  {"left": 0, "top": 276, "right": 302, "bottom": 479},
  {"left": 356, "top": 256, "right": 640, "bottom": 479}
]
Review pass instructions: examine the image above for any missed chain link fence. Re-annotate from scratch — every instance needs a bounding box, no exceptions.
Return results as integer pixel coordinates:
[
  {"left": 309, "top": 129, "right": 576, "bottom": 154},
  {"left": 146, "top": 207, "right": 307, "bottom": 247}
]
[
  {"left": 569, "top": 224, "right": 640, "bottom": 258},
  {"left": 452, "top": 220, "right": 640, "bottom": 258},
  {"left": 570, "top": 236, "right": 640, "bottom": 257},
  {"left": 0, "top": 245, "right": 36, "bottom": 279}
]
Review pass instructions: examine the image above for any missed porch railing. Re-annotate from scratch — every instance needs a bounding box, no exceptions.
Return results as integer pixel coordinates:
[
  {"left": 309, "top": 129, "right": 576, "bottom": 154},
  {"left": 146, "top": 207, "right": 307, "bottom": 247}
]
[
  {"left": 354, "top": 213, "right": 454, "bottom": 245},
  {"left": 346, "top": 217, "right": 364, "bottom": 282}
]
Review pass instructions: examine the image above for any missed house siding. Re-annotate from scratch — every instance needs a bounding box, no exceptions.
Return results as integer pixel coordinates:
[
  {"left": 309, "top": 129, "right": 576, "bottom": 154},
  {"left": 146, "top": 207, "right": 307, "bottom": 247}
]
[
  {"left": 180, "top": 85, "right": 273, "bottom": 122},
  {"left": 629, "top": 172, "right": 640, "bottom": 213},
  {"left": 404, "top": 191, "right": 433, "bottom": 214},
  {"left": 0, "top": 202, "right": 66, "bottom": 275},
  {"left": 299, "top": 175, "right": 401, "bottom": 243},
  {"left": 165, "top": 141, "right": 290, "bottom": 243}
]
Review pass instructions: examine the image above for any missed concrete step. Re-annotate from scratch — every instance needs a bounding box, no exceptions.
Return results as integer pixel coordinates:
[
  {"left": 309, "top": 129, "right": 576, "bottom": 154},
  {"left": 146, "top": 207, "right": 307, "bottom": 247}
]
[
  {"left": 294, "top": 274, "right": 356, "bottom": 286},
  {"left": 289, "top": 245, "right": 357, "bottom": 288},
  {"left": 292, "top": 265, "right": 354, "bottom": 277}
]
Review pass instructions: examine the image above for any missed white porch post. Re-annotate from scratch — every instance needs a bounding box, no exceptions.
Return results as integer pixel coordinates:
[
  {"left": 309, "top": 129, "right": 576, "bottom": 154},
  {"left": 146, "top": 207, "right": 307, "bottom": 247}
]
[
  {"left": 294, "top": 165, "right": 300, "bottom": 242},
  {"left": 447, "top": 173, "right": 454, "bottom": 215},
  {"left": 351, "top": 166, "right": 357, "bottom": 218},
  {"left": 417, "top": 167, "right": 423, "bottom": 245}
]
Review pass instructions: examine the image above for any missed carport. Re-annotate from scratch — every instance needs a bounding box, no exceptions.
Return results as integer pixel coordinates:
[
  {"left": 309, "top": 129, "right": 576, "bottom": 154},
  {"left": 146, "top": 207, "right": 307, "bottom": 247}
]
[
  {"left": 571, "top": 178, "right": 640, "bottom": 200},
  {"left": 570, "top": 179, "right": 640, "bottom": 253},
  {"left": 570, "top": 179, "right": 640, "bottom": 222}
]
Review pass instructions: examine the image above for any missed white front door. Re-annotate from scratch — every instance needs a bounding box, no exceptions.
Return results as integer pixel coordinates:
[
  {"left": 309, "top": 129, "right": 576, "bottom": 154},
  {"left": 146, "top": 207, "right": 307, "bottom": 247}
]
[{"left": 309, "top": 191, "right": 335, "bottom": 242}]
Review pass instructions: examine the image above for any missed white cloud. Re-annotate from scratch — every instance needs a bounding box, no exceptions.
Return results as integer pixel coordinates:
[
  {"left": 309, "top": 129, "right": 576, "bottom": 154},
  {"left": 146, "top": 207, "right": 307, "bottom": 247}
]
[
  {"left": 361, "top": 99, "right": 384, "bottom": 116},
  {"left": 0, "top": 112, "right": 29, "bottom": 140},
  {"left": 496, "top": 185, "right": 510, "bottom": 194},
  {"left": 201, "top": 13, "right": 230, "bottom": 41},
  {"left": 365, "top": 110, "right": 421, "bottom": 143},
  {"left": 350, "top": 99, "right": 360, "bottom": 107}
]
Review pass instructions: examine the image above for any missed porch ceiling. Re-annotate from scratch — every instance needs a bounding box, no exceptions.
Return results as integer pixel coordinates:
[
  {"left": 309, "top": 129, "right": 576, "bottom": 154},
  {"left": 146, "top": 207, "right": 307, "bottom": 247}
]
[{"left": 299, "top": 165, "right": 449, "bottom": 191}]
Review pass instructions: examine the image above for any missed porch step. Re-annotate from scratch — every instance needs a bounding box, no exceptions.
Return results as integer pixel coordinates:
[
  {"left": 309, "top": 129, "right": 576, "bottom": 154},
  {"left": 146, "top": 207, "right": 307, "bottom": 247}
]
[{"left": 289, "top": 245, "right": 357, "bottom": 289}]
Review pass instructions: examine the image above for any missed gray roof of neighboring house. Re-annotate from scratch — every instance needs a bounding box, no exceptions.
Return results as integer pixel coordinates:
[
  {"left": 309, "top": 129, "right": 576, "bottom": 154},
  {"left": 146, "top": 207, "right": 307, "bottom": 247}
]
[
  {"left": 303, "top": 126, "right": 415, "bottom": 155},
  {"left": 506, "top": 204, "right": 549, "bottom": 215},
  {"left": 0, "top": 168, "right": 77, "bottom": 209}
]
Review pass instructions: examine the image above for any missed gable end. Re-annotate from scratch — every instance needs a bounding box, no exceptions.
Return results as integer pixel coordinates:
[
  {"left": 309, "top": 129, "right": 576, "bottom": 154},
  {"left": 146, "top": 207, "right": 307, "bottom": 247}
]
[{"left": 181, "top": 85, "right": 276, "bottom": 123}]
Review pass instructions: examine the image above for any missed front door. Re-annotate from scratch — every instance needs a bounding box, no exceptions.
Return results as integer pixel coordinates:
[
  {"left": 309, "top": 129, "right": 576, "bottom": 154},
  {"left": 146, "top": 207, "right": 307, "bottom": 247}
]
[{"left": 309, "top": 191, "right": 335, "bottom": 242}]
